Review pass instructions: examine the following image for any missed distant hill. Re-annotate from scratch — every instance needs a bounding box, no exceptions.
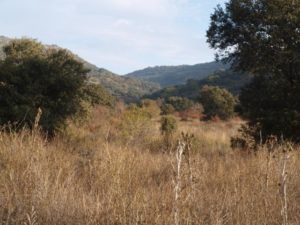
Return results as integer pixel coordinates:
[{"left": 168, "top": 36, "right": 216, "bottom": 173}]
[
  {"left": 126, "top": 61, "right": 230, "bottom": 87},
  {"left": 88, "top": 68, "right": 160, "bottom": 102},
  {"left": 0, "top": 36, "right": 160, "bottom": 102},
  {"left": 146, "top": 70, "right": 253, "bottom": 100}
]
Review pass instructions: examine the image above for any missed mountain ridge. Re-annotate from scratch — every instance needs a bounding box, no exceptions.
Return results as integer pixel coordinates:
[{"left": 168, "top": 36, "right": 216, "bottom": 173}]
[{"left": 126, "top": 61, "right": 230, "bottom": 87}]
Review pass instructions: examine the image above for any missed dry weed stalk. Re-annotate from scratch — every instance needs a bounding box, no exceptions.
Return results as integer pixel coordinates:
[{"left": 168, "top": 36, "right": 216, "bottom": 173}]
[
  {"left": 172, "top": 133, "right": 194, "bottom": 225},
  {"left": 173, "top": 138, "right": 184, "bottom": 225},
  {"left": 33, "top": 108, "right": 42, "bottom": 130},
  {"left": 24, "top": 207, "right": 37, "bottom": 225}
]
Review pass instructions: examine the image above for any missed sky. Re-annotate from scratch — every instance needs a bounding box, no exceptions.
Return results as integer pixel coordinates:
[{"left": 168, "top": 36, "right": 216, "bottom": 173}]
[{"left": 0, "top": 0, "right": 226, "bottom": 74}]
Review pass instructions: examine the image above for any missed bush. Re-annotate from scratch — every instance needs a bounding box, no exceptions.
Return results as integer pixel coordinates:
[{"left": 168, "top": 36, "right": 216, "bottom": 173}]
[
  {"left": 138, "top": 99, "right": 161, "bottom": 118},
  {"left": 160, "top": 115, "right": 178, "bottom": 150},
  {"left": 0, "top": 39, "right": 112, "bottom": 135},
  {"left": 178, "top": 103, "right": 204, "bottom": 121},
  {"left": 119, "top": 104, "right": 153, "bottom": 145},
  {"left": 160, "top": 115, "right": 177, "bottom": 136},
  {"left": 165, "top": 96, "right": 194, "bottom": 112},
  {"left": 199, "top": 85, "right": 236, "bottom": 120},
  {"left": 160, "top": 103, "right": 175, "bottom": 115}
]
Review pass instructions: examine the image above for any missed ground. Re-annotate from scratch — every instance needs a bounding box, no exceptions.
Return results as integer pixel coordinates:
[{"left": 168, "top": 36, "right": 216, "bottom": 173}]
[{"left": 0, "top": 105, "right": 299, "bottom": 225}]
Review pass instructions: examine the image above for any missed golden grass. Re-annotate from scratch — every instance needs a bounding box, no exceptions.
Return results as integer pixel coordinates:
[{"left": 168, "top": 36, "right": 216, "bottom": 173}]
[{"left": 0, "top": 108, "right": 300, "bottom": 225}]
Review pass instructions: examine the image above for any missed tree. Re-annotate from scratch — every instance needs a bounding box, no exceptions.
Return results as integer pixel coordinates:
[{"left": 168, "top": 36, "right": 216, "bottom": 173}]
[
  {"left": 199, "top": 85, "right": 236, "bottom": 120},
  {"left": 207, "top": 0, "right": 300, "bottom": 142},
  {"left": 0, "top": 39, "right": 113, "bottom": 135}
]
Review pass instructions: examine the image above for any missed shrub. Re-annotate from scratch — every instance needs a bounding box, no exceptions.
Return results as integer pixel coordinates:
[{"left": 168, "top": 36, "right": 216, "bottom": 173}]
[
  {"left": 199, "top": 85, "right": 236, "bottom": 120},
  {"left": 165, "top": 96, "right": 194, "bottom": 112},
  {"left": 119, "top": 104, "right": 153, "bottom": 145},
  {"left": 139, "top": 99, "right": 161, "bottom": 118},
  {"left": 160, "top": 115, "right": 177, "bottom": 136},
  {"left": 160, "top": 103, "right": 175, "bottom": 115},
  {"left": 160, "top": 115, "right": 178, "bottom": 150},
  {"left": 178, "top": 103, "right": 204, "bottom": 121}
]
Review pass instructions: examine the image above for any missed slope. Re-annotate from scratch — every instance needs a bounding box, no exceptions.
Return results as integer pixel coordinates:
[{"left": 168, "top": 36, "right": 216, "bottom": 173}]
[
  {"left": 146, "top": 70, "right": 252, "bottom": 100},
  {"left": 126, "top": 61, "right": 230, "bottom": 87}
]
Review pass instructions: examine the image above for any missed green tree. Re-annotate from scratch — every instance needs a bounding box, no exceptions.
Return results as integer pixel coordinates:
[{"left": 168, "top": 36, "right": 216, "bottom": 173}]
[
  {"left": 207, "top": 0, "right": 300, "bottom": 142},
  {"left": 0, "top": 39, "right": 113, "bottom": 135},
  {"left": 199, "top": 85, "right": 236, "bottom": 120}
]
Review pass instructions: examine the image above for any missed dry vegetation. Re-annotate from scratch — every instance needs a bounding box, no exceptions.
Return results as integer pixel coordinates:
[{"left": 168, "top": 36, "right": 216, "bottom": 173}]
[{"left": 0, "top": 104, "right": 300, "bottom": 225}]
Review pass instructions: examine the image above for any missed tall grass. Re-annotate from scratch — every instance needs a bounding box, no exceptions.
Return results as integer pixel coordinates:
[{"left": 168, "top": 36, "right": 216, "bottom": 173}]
[{"left": 0, "top": 107, "right": 299, "bottom": 225}]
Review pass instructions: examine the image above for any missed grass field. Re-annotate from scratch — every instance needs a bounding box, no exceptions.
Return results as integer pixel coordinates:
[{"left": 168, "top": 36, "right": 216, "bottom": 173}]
[{"left": 0, "top": 105, "right": 299, "bottom": 225}]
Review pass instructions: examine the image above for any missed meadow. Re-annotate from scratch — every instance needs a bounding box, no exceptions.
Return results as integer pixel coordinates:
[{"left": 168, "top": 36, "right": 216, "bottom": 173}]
[{"left": 0, "top": 104, "right": 299, "bottom": 225}]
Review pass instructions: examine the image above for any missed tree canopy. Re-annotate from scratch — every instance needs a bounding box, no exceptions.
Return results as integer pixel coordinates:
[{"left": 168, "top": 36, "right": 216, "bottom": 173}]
[
  {"left": 0, "top": 39, "right": 114, "bottom": 135},
  {"left": 207, "top": 0, "right": 300, "bottom": 142},
  {"left": 207, "top": 0, "right": 300, "bottom": 76}
]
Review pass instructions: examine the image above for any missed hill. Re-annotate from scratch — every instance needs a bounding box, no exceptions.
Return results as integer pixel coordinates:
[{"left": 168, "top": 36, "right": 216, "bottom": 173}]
[
  {"left": 146, "top": 69, "right": 252, "bottom": 100},
  {"left": 88, "top": 68, "right": 160, "bottom": 102},
  {"left": 126, "top": 61, "right": 230, "bottom": 87},
  {"left": 0, "top": 36, "right": 160, "bottom": 102}
]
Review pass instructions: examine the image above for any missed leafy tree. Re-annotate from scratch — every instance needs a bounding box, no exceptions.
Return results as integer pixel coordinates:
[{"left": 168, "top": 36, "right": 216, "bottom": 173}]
[
  {"left": 0, "top": 39, "right": 113, "bottom": 135},
  {"left": 199, "top": 85, "right": 236, "bottom": 120},
  {"left": 207, "top": 0, "right": 300, "bottom": 142}
]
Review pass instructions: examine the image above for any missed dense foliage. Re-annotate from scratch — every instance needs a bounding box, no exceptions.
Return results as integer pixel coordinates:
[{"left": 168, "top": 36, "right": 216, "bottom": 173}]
[
  {"left": 199, "top": 85, "right": 236, "bottom": 120},
  {"left": 0, "top": 39, "right": 113, "bottom": 135},
  {"left": 207, "top": 0, "right": 300, "bottom": 142}
]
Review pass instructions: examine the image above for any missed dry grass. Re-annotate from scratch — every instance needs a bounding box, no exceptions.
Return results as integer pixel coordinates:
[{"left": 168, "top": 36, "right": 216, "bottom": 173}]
[{"left": 0, "top": 107, "right": 300, "bottom": 225}]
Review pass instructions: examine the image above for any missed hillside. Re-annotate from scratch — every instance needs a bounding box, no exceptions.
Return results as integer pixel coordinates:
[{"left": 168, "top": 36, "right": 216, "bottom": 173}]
[
  {"left": 88, "top": 68, "right": 160, "bottom": 102},
  {"left": 0, "top": 36, "right": 160, "bottom": 102},
  {"left": 146, "top": 69, "right": 252, "bottom": 100},
  {"left": 126, "top": 61, "right": 230, "bottom": 87}
]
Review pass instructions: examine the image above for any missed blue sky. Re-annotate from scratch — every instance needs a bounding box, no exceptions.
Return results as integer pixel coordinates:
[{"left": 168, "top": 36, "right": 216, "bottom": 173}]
[{"left": 0, "top": 0, "right": 226, "bottom": 74}]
